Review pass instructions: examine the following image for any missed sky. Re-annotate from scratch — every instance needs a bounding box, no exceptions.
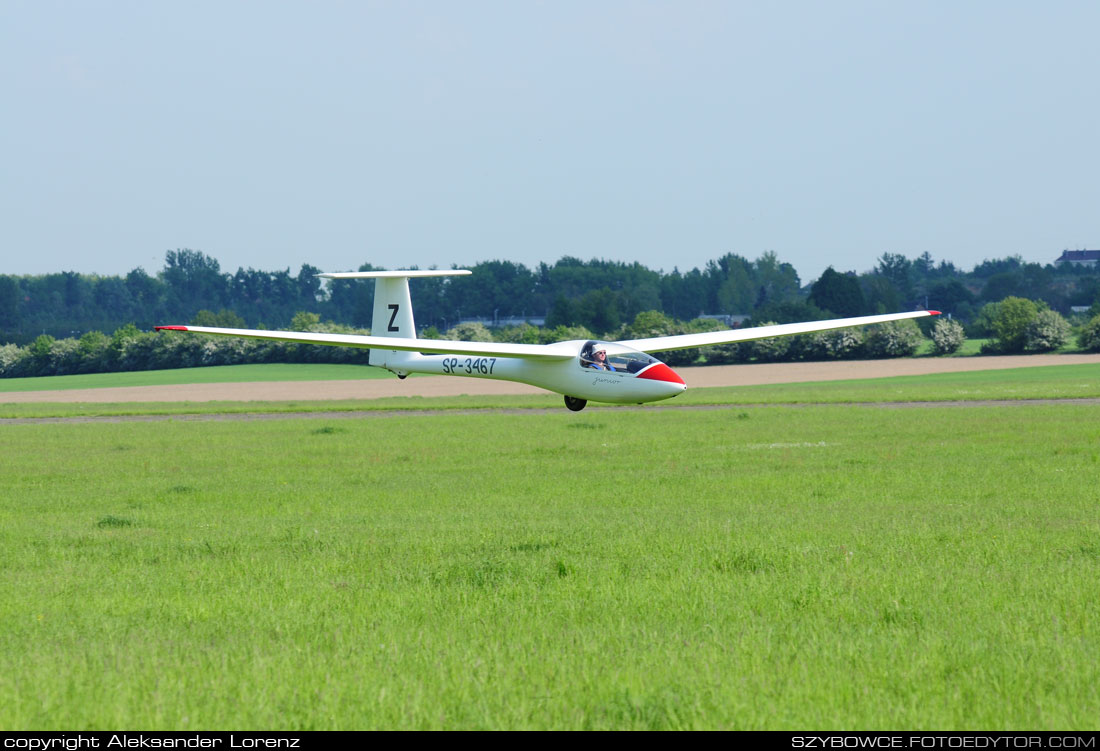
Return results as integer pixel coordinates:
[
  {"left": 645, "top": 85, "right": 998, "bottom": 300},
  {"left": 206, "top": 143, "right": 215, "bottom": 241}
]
[{"left": 2, "top": 0, "right": 1098, "bottom": 285}]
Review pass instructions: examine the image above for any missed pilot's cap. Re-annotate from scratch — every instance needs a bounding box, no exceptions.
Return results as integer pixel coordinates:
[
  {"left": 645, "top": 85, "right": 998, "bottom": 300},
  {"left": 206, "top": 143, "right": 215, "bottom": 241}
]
[{"left": 592, "top": 345, "right": 606, "bottom": 354}]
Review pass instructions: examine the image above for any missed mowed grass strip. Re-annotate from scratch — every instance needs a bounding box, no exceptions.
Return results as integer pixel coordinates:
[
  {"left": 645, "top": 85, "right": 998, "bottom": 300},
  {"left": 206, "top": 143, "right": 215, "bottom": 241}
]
[
  {"left": 0, "top": 363, "right": 405, "bottom": 393},
  {"left": 1, "top": 404, "right": 1098, "bottom": 729}
]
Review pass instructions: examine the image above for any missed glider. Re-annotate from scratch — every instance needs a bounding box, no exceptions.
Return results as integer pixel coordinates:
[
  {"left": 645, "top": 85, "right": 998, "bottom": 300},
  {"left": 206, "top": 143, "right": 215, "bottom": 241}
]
[{"left": 157, "top": 269, "right": 939, "bottom": 411}]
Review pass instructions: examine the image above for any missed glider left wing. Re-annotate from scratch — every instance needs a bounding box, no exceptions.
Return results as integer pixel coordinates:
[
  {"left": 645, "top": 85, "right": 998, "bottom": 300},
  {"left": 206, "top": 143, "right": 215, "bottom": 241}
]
[{"left": 154, "top": 326, "right": 576, "bottom": 361}]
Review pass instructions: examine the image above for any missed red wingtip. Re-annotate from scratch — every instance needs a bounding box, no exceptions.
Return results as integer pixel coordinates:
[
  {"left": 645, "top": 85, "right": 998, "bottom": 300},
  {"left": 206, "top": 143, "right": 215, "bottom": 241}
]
[
  {"left": 155, "top": 325, "right": 189, "bottom": 331},
  {"left": 928, "top": 310, "right": 942, "bottom": 316}
]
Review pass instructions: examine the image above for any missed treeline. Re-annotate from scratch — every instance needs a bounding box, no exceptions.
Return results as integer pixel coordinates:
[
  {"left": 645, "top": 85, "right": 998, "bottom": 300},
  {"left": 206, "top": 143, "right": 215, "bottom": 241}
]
[
  {"left": 6, "top": 298, "right": 1100, "bottom": 380},
  {"left": 3, "top": 248, "right": 1100, "bottom": 346}
]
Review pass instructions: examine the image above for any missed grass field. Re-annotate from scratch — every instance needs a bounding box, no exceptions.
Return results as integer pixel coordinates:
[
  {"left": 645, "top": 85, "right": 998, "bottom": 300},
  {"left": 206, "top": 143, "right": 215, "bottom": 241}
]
[
  {"left": 2, "top": 364, "right": 1099, "bottom": 730},
  {"left": 3, "top": 362, "right": 1100, "bottom": 420}
]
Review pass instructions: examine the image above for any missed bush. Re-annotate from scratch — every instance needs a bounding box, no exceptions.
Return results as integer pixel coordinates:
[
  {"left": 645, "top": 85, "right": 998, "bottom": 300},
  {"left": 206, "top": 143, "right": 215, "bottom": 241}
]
[
  {"left": 47, "top": 337, "right": 82, "bottom": 375},
  {"left": 290, "top": 311, "right": 322, "bottom": 331},
  {"left": 704, "top": 340, "right": 751, "bottom": 365},
  {"left": 930, "top": 318, "right": 966, "bottom": 355},
  {"left": 969, "top": 302, "right": 1000, "bottom": 338},
  {"left": 443, "top": 322, "right": 493, "bottom": 342},
  {"left": 0, "top": 343, "right": 29, "bottom": 377},
  {"left": 493, "top": 323, "right": 540, "bottom": 344},
  {"left": 622, "top": 310, "right": 676, "bottom": 340},
  {"left": 537, "top": 325, "right": 594, "bottom": 345},
  {"left": 797, "top": 328, "right": 865, "bottom": 360},
  {"left": 77, "top": 331, "right": 112, "bottom": 373},
  {"left": 1078, "top": 314, "right": 1100, "bottom": 352},
  {"left": 864, "top": 319, "right": 924, "bottom": 358},
  {"left": 662, "top": 317, "right": 722, "bottom": 367},
  {"left": 748, "top": 323, "right": 792, "bottom": 362},
  {"left": 990, "top": 297, "right": 1040, "bottom": 353},
  {"left": 1023, "top": 309, "right": 1071, "bottom": 352}
]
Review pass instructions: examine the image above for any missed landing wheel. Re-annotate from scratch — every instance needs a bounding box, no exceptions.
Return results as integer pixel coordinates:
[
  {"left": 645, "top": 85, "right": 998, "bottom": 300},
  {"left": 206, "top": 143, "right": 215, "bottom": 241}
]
[
  {"left": 397, "top": 373, "right": 407, "bottom": 380},
  {"left": 564, "top": 395, "right": 587, "bottom": 412}
]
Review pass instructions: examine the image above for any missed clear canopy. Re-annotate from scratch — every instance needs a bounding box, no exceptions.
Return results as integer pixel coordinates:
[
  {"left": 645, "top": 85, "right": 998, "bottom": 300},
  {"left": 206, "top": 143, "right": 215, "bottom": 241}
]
[{"left": 579, "top": 341, "right": 661, "bottom": 374}]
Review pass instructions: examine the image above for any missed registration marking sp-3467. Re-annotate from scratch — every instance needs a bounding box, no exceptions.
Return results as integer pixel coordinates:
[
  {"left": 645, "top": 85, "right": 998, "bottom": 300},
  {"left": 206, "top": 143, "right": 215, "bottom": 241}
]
[{"left": 441, "top": 357, "right": 497, "bottom": 375}]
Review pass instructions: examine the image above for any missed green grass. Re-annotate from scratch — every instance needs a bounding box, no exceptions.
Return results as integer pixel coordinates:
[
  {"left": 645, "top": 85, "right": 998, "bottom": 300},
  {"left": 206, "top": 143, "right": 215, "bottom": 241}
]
[
  {"left": 2, "top": 398, "right": 1099, "bottom": 729},
  {"left": 3, "top": 362, "right": 1099, "bottom": 420},
  {"left": 0, "top": 363, "right": 406, "bottom": 393},
  {"left": 915, "top": 337, "right": 990, "bottom": 357},
  {"left": 685, "top": 362, "right": 1100, "bottom": 405}
]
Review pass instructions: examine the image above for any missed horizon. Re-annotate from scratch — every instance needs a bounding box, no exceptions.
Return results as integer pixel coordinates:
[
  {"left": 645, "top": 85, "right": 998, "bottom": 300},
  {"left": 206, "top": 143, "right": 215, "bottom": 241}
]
[{"left": 0, "top": 246, "right": 1085, "bottom": 285}]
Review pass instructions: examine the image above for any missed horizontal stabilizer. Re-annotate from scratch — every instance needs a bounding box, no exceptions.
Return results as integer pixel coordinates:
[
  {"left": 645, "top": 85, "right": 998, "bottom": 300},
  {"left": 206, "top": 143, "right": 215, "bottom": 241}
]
[{"left": 317, "top": 270, "right": 472, "bottom": 279}]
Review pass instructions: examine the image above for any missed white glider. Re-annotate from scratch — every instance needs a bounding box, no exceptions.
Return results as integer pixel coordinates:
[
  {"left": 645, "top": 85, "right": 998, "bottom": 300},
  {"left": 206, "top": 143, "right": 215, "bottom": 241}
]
[{"left": 157, "top": 269, "right": 939, "bottom": 411}]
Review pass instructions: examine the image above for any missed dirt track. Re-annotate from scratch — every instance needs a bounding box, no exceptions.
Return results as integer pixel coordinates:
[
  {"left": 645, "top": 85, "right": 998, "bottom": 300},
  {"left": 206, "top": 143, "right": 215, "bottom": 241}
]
[{"left": 5, "top": 354, "right": 1100, "bottom": 403}]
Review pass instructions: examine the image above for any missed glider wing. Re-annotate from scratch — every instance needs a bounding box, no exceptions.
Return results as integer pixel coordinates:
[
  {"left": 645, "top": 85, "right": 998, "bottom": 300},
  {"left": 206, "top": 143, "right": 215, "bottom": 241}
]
[
  {"left": 616, "top": 310, "right": 940, "bottom": 354},
  {"left": 154, "top": 326, "right": 576, "bottom": 361}
]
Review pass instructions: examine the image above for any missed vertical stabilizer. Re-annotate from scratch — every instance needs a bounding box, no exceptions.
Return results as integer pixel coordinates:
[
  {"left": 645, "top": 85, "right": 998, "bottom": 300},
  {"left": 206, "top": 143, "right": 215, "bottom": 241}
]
[
  {"left": 368, "top": 277, "right": 414, "bottom": 369},
  {"left": 371, "top": 277, "right": 416, "bottom": 339}
]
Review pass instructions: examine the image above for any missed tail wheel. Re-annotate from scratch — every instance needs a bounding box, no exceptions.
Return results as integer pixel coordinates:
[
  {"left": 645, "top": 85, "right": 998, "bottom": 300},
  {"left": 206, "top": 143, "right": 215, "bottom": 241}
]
[{"left": 564, "top": 396, "right": 587, "bottom": 412}]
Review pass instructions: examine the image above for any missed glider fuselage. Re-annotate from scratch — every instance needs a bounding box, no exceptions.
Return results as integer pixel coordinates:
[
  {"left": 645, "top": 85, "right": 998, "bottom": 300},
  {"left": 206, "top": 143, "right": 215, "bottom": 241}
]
[{"left": 371, "top": 346, "right": 686, "bottom": 404}]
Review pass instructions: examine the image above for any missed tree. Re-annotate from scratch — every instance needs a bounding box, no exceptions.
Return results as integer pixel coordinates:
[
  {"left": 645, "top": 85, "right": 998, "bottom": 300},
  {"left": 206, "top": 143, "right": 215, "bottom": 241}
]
[
  {"left": 0, "top": 276, "right": 20, "bottom": 329},
  {"left": 709, "top": 254, "right": 755, "bottom": 314},
  {"left": 809, "top": 267, "right": 865, "bottom": 316},
  {"left": 981, "top": 272, "right": 1025, "bottom": 302},
  {"left": 749, "top": 299, "right": 828, "bottom": 326},
  {"left": 861, "top": 275, "right": 902, "bottom": 313},
  {"left": 190, "top": 309, "right": 246, "bottom": 327},
  {"left": 752, "top": 251, "right": 801, "bottom": 309},
  {"left": 575, "top": 288, "right": 621, "bottom": 334},
  {"left": 161, "top": 249, "right": 228, "bottom": 316},
  {"left": 875, "top": 253, "right": 914, "bottom": 303},
  {"left": 297, "top": 265, "right": 323, "bottom": 306},
  {"left": 1078, "top": 315, "right": 1100, "bottom": 352},
  {"left": 927, "top": 279, "right": 975, "bottom": 316}
]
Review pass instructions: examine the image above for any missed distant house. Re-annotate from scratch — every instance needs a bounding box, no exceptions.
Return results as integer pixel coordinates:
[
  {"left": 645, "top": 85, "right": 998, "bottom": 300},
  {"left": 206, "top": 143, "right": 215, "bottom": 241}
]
[
  {"left": 698, "top": 313, "right": 751, "bottom": 327},
  {"left": 1055, "top": 249, "right": 1100, "bottom": 267}
]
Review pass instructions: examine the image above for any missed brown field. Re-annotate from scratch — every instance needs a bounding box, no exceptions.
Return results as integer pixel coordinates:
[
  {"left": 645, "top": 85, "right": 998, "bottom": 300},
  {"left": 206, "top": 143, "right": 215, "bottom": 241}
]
[{"left": 6, "top": 353, "right": 1100, "bottom": 403}]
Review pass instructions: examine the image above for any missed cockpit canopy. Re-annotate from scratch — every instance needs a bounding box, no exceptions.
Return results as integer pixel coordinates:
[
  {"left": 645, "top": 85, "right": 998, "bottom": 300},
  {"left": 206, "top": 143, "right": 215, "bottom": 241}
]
[{"left": 579, "top": 341, "right": 662, "bottom": 374}]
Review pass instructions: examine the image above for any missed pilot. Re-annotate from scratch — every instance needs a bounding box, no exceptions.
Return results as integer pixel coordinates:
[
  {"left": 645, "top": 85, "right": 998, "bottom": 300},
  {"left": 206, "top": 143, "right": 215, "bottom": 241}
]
[{"left": 589, "top": 346, "right": 614, "bottom": 371}]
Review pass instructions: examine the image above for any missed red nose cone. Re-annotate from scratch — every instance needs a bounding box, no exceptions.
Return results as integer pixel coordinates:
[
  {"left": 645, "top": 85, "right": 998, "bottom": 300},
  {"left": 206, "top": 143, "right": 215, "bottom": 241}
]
[{"left": 636, "top": 362, "right": 685, "bottom": 385}]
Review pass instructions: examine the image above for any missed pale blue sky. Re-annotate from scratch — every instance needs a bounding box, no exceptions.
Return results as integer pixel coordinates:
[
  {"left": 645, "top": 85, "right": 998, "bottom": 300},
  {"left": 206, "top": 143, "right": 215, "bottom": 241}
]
[{"left": 2, "top": 1, "right": 1097, "bottom": 283}]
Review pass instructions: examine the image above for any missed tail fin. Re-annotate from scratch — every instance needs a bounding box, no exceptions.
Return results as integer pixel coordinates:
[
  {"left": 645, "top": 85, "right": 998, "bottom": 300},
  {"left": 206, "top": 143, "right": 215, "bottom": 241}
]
[{"left": 317, "top": 269, "right": 471, "bottom": 370}]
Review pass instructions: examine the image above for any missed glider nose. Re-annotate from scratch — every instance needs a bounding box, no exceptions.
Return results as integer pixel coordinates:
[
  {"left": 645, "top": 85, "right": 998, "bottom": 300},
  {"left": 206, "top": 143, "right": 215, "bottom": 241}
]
[{"left": 637, "top": 362, "right": 687, "bottom": 396}]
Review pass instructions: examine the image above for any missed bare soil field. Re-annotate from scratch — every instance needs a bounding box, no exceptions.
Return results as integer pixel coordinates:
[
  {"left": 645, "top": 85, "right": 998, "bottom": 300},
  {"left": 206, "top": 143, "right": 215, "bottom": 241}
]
[{"left": 5, "top": 353, "right": 1100, "bottom": 403}]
